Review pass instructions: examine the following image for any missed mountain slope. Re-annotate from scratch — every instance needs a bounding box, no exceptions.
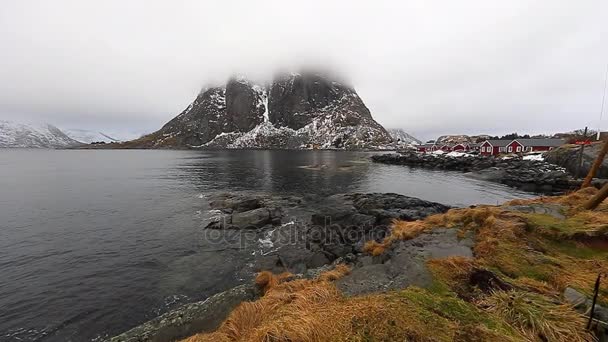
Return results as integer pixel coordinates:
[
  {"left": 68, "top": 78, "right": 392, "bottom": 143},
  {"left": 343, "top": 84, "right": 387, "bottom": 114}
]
[
  {"left": 387, "top": 128, "right": 421, "bottom": 145},
  {"left": 124, "top": 72, "right": 392, "bottom": 149},
  {"left": 0, "top": 120, "right": 82, "bottom": 148},
  {"left": 62, "top": 128, "right": 120, "bottom": 144}
]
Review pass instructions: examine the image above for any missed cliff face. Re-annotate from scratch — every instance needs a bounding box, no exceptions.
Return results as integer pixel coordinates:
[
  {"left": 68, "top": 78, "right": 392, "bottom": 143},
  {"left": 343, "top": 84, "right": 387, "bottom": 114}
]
[{"left": 127, "top": 72, "right": 393, "bottom": 149}]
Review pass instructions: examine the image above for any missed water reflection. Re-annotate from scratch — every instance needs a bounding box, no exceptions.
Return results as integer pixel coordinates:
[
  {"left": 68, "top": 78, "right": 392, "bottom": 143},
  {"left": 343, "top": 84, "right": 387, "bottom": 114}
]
[{"left": 173, "top": 150, "right": 534, "bottom": 206}]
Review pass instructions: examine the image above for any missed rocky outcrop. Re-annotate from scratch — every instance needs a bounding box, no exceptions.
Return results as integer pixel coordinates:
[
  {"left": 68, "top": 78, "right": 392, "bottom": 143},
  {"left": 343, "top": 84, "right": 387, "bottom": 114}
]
[
  {"left": 110, "top": 191, "right": 453, "bottom": 341},
  {"left": 204, "top": 192, "right": 451, "bottom": 276},
  {"left": 387, "top": 128, "right": 421, "bottom": 145},
  {"left": 545, "top": 143, "right": 608, "bottom": 179},
  {"left": 372, "top": 153, "right": 585, "bottom": 193},
  {"left": 337, "top": 228, "right": 473, "bottom": 295},
  {"left": 123, "top": 72, "right": 393, "bottom": 149}
]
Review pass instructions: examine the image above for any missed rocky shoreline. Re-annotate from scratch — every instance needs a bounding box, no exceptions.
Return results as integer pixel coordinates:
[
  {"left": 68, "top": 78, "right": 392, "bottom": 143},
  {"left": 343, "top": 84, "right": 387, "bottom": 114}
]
[
  {"left": 371, "top": 152, "right": 588, "bottom": 193},
  {"left": 108, "top": 191, "right": 456, "bottom": 341}
]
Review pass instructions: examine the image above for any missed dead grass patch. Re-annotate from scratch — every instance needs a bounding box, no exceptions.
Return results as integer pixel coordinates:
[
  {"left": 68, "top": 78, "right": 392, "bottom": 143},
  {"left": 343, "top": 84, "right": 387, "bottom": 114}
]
[{"left": 482, "top": 290, "right": 594, "bottom": 341}]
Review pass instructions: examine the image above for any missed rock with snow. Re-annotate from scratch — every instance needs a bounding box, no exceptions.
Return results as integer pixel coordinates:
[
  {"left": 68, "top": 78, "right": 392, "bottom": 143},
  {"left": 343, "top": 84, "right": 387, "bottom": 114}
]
[
  {"left": 435, "top": 134, "right": 473, "bottom": 145},
  {"left": 522, "top": 153, "right": 544, "bottom": 161},
  {"left": 387, "top": 128, "right": 421, "bottom": 145},
  {"left": 127, "top": 72, "right": 392, "bottom": 149},
  {"left": 0, "top": 120, "right": 82, "bottom": 148}
]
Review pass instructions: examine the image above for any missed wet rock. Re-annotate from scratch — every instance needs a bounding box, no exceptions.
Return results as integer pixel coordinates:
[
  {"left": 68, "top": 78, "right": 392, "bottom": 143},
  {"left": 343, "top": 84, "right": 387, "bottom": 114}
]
[
  {"left": 232, "top": 208, "right": 272, "bottom": 228},
  {"left": 205, "top": 193, "right": 284, "bottom": 229},
  {"left": 277, "top": 247, "right": 315, "bottom": 274},
  {"left": 108, "top": 284, "right": 257, "bottom": 342}
]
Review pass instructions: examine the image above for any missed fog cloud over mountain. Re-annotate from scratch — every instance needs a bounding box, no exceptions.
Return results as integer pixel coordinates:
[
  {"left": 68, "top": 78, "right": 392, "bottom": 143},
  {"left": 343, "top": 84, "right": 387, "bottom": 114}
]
[{"left": 0, "top": 0, "right": 607, "bottom": 140}]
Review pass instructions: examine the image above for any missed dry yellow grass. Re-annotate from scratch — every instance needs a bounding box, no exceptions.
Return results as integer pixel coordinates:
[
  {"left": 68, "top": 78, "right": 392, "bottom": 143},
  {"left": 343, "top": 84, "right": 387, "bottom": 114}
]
[
  {"left": 483, "top": 291, "right": 595, "bottom": 342},
  {"left": 363, "top": 220, "right": 429, "bottom": 256}
]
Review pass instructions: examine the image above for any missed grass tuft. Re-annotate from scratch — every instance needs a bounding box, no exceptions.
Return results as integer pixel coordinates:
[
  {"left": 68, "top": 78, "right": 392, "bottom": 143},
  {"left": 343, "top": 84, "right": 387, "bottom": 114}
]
[{"left": 482, "top": 290, "right": 594, "bottom": 341}]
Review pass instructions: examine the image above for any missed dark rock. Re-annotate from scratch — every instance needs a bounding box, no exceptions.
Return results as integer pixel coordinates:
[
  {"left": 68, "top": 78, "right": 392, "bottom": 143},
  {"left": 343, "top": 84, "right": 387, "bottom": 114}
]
[
  {"left": 372, "top": 152, "right": 582, "bottom": 194},
  {"left": 307, "top": 251, "right": 331, "bottom": 269},
  {"left": 277, "top": 247, "right": 315, "bottom": 274},
  {"left": 231, "top": 208, "right": 271, "bottom": 229},
  {"left": 469, "top": 268, "right": 512, "bottom": 293},
  {"left": 546, "top": 143, "right": 608, "bottom": 179}
]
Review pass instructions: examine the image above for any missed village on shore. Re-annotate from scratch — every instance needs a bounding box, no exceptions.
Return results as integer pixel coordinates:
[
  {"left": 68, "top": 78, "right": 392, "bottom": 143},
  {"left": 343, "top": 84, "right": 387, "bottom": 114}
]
[{"left": 403, "top": 130, "right": 602, "bottom": 157}]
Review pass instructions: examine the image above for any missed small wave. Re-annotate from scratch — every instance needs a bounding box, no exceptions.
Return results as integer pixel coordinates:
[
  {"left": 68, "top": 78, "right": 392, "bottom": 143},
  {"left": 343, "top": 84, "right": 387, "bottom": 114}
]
[
  {"left": 3, "top": 326, "right": 50, "bottom": 341},
  {"left": 152, "top": 294, "right": 191, "bottom": 316}
]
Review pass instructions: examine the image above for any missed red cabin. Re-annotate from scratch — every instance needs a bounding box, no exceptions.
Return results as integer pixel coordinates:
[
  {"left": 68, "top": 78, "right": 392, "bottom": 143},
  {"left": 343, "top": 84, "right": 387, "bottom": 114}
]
[
  {"left": 479, "top": 140, "right": 510, "bottom": 156},
  {"left": 506, "top": 139, "right": 564, "bottom": 153},
  {"left": 451, "top": 143, "right": 470, "bottom": 152},
  {"left": 417, "top": 143, "right": 435, "bottom": 153}
]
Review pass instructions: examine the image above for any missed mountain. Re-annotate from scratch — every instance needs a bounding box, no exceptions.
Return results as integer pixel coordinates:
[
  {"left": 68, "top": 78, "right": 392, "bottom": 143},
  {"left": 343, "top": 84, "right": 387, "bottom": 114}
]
[
  {"left": 0, "top": 120, "right": 82, "bottom": 148},
  {"left": 123, "top": 72, "right": 392, "bottom": 149},
  {"left": 387, "top": 128, "right": 420, "bottom": 145},
  {"left": 435, "top": 134, "right": 473, "bottom": 145},
  {"left": 62, "top": 128, "right": 120, "bottom": 144}
]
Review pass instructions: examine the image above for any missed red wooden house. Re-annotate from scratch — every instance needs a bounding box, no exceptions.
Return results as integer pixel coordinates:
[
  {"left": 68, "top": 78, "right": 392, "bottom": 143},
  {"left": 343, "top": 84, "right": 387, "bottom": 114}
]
[
  {"left": 479, "top": 140, "right": 510, "bottom": 156},
  {"left": 505, "top": 139, "right": 564, "bottom": 153},
  {"left": 417, "top": 143, "right": 436, "bottom": 153},
  {"left": 451, "top": 143, "right": 470, "bottom": 152}
]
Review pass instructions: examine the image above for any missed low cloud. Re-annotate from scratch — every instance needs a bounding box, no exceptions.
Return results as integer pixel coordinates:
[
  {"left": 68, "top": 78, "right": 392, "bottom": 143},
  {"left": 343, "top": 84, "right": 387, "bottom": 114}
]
[{"left": 1, "top": 0, "right": 607, "bottom": 141}]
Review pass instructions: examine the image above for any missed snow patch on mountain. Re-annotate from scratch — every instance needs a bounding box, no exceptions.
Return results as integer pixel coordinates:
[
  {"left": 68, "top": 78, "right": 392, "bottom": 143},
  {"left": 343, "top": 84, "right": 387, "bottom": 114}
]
[
  {"left": 0, "top": 120, "right": 81, "bottom": 148},
  {"left": 387, "top": 128, "right": 421, "bottom": 145},
  {"left": 62, "top": 129, "right": 120, "bottom": 144}
]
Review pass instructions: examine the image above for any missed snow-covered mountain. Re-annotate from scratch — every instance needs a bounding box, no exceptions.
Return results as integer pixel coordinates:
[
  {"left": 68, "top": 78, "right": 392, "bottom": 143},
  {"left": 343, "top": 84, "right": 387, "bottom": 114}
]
[
  {"left": 124, "top": 72, "right": 393, "bottom": 149},
  {"left": 62, "top": 128, "right": 120, "bottom": 144},
  {"left": 0, "top": 120, "right": 82, "bottom": 148},
  {"left": 387, "top": 128, "right": 421, "bottom": 145}
]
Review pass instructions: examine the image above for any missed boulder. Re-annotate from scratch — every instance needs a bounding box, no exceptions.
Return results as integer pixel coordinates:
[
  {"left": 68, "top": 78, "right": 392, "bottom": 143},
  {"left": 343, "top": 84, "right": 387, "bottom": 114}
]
[
  {"left": 337, "top": 228, "right": 473, "bottom": 296},
  {"left": 231, "top": 208, "right": 272, "bottom": 229}
]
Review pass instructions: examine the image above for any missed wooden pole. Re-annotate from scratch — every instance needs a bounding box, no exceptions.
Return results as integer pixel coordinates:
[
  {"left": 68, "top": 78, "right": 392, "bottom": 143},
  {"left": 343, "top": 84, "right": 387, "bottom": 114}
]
[
  {"left": 576, "top": 127, "right": 588, "bottom": 178},
  {"left": 583, "top": 182, "right": 608, "bottom": 210},
  {"left": 582, "top": 138, "right": 608, "bottom": 188},
  {"left": 587, "top": 274, "right": 602, "bottom": 330}
]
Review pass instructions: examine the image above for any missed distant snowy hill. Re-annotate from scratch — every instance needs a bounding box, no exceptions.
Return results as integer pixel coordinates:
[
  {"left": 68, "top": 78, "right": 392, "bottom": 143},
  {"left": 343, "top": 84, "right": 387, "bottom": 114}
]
[
  {"left": 62, "top": 128, "right": 120, "bottom": 144},
  {"left": 387, "top": 128, "right": 421, "bottom": 145},
  {"left": 0, "top": 120, "right": 82, "bottom": 148}
]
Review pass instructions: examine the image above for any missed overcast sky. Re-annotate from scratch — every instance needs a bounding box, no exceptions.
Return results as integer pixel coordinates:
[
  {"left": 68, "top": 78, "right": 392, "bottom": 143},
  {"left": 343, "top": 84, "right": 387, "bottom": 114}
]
[{"left": 1, "top": 0, "right": 607, "bottom": 141}]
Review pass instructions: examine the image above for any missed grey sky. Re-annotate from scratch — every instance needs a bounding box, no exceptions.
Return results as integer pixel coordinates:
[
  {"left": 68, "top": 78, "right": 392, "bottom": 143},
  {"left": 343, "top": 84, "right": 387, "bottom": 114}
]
[{"left": 0, "top": 0, "right": 607, "bottom": 141}]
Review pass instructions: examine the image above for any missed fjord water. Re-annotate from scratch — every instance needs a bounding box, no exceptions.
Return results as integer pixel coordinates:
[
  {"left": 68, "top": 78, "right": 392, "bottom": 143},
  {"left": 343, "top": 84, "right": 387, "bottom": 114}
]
[{"left": 0, "top": 150, "right": 533, "bottom": 341}]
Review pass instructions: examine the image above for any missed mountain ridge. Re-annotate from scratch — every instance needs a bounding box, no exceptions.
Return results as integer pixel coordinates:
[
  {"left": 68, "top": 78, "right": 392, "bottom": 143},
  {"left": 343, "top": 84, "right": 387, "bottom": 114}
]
[{"left": 0, "top": 120, "right": 82, "bottom": 148}]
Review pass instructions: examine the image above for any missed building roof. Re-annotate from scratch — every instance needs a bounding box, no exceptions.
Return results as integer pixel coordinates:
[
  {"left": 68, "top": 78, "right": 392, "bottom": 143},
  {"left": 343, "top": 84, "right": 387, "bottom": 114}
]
[
  {"left": 512, "top": 138, "right": 564, "bottom": 147},
  {"left": 482, "top": 140, "right": 511, "bottom": 147}
]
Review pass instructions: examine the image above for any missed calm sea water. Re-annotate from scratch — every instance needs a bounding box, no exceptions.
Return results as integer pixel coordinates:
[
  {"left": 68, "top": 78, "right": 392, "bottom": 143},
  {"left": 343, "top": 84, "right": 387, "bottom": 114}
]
[{"left": 0, "top": 150, "right": 534, "bottom": 341}]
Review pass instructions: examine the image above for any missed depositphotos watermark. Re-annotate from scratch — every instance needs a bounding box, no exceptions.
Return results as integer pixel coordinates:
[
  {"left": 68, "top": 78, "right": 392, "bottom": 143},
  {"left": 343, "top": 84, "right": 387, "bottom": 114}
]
[{"left": 199, "top": 215, "right": 390, "bottom": 249}]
